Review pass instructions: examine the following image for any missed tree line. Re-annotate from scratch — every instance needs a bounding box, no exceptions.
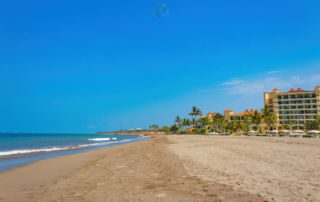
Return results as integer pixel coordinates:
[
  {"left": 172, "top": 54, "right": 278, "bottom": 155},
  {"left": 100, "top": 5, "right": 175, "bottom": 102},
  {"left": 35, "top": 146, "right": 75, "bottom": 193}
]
[{"left": 150, "top": 106, "right": 320, "bottom": 135}]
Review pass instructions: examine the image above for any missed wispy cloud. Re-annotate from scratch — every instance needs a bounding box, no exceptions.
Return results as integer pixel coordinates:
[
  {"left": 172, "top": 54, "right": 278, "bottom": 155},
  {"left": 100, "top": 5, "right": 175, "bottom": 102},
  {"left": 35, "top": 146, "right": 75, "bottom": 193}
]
[
  {"left": 221, "top": 71, "right": 320, "bottom": 96},
  {"left": 222, "top": 80, "right": 244, "bottom": 86},
  {"left": 267, "top": 70, "right": 282, "bottom": 74}
]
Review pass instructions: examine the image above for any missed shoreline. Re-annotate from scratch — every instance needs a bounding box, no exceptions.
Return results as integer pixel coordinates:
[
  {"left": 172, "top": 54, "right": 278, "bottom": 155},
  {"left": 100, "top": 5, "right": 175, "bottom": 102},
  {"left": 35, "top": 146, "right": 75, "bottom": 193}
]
[
  {"left": 0, "top": 135, "right": 149, "bottom": 173},
  {"left": 0, "top": 136, "right": 263, "bottom": 201},
  {"left": 97, "top": 131, "right": 167, "bottom": 137}
]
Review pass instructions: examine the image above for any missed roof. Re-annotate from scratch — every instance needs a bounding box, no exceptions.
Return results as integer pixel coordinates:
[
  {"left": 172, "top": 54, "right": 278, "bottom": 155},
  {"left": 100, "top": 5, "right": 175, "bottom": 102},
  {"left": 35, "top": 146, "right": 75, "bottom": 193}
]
[{"left": 229, "top": 111, "right": 255, "bottom": 117}]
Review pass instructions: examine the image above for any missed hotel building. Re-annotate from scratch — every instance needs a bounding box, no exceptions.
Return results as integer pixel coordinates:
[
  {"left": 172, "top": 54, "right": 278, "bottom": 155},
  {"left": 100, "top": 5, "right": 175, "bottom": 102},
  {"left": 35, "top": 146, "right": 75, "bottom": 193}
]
[
  {"left": 264, "top": 86, "right": 320, "bottom": 128},
  {"left": 224, "top": 109, "right": 255, "bottom": 120}
]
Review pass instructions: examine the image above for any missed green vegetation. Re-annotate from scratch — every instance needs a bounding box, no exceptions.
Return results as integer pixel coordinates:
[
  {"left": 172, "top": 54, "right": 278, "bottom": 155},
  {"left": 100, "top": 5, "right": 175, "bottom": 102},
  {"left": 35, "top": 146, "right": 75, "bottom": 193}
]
[
  {"left": 149, "top": 106, "right": 320, "bottom": 135},
  {"left": 149, "top": 124, "right": 160, "bottom": 130},
  {"left": 150, "top": 105, "right": 288, "bottom": 135},
  {"left": 305, "top": 121, "right": 319, "bottom": 130}
]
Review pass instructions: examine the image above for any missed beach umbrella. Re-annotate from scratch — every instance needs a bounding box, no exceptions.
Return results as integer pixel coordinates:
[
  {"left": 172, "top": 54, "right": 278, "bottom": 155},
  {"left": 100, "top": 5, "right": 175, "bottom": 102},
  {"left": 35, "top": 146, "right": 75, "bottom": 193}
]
[
  {"left": 293, "top": 130, "right": 304, "bottom": 133},
  {"left": 307, "top": 130, "right": 320, "bottom": 134}
]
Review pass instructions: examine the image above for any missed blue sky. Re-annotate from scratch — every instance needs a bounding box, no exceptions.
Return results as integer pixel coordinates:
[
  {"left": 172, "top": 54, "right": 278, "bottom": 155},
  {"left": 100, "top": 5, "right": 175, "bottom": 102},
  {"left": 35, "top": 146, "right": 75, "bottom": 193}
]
[{"left": 1, "top": 0, "right": 320, "bottom": 132}]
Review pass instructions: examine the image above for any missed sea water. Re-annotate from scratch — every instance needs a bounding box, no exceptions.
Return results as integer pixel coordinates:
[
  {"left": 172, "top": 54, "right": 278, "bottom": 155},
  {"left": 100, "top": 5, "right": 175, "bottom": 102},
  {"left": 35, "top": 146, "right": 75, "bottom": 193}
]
[{"left": 0, "top": 133, "right": 148, "bottom": 172}]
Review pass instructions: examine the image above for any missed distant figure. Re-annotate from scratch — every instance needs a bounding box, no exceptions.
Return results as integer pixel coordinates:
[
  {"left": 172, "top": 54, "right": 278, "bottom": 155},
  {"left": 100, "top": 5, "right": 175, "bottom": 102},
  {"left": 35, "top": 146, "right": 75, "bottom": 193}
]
[{"left": 154, "top": 3, "right": 169, "bottom": 17}]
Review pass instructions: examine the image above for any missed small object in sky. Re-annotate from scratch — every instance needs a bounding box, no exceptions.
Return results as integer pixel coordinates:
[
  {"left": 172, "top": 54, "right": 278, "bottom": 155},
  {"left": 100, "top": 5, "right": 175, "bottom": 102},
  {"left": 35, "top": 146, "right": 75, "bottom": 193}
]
[{"left": 154, "top": 3, "right": 169, "bottom": 17}]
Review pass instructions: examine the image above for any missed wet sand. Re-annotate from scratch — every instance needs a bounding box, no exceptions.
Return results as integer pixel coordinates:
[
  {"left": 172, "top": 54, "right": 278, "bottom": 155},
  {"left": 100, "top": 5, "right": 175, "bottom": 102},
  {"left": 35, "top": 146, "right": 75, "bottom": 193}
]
[{"left": 0, "top": 136, "right": 262, "bottom": 201}]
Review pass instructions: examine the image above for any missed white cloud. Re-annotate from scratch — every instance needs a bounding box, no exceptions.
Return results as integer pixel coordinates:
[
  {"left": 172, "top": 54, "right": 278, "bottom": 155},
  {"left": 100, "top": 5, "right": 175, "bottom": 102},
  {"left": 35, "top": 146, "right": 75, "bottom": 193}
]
[
  {"left": 222, "top": 80, "right": 244, "bottom": 86},
  {"left": 267, "top": 70, "right": 282, "bottom": 74},
  {"left": 222, "top": 72, "right": 320, "bottom": 96}
]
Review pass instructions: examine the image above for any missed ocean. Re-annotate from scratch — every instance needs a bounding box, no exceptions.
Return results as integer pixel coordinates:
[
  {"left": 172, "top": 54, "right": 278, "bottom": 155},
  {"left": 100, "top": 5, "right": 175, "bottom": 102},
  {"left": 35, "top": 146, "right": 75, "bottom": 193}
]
[{"left": 0, "top": 133, "right": 148, "bottom": 172}]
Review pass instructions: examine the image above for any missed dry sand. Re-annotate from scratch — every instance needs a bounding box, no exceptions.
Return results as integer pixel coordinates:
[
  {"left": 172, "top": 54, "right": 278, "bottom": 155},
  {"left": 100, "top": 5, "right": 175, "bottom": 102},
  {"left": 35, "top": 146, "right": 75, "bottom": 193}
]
[
  {"left": 2, "top": 136, "right": 319, "bottom": 202},
  {"left": 0, "top": 136, "right": 262, "bottom": 202},
  {"left": 168, "top": 135, "right": 320, "bottom": 202}
]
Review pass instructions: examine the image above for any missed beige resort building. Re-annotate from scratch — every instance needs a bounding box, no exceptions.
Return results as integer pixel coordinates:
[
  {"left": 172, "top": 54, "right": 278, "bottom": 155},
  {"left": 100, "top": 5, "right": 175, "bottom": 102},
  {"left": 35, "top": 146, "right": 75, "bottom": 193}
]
[
  {"left": 224, "top": 109, "right": 255, "bottom": 120},
  {"left": 264, "top": 86, "right": 320, "bottom": 129}
]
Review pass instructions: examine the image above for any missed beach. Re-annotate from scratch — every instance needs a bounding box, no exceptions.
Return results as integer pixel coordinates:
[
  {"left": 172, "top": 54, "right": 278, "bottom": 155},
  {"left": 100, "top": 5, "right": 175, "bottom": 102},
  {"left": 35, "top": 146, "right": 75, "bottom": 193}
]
[
  {"left": 168, "top": 136, "right": 320, "bottom": 202},
  {"left": 0, "top": 136, "right": 319, "bottom": 201}
]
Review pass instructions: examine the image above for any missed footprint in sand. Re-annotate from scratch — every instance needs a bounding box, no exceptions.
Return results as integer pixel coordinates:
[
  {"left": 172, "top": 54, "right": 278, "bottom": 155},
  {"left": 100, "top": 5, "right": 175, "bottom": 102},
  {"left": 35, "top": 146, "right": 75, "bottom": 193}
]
[
  {"left": 96, "top": 182, "right": 105, "bottom": 186},
  {"left": 0, "top": 193, "right": 5, "bottom": 200},
  {"left": 156, "top": 193, "right": 167, "bottom": 198},
  {"left": 74, "top": 191, "right": 87, "bottom": 197}
]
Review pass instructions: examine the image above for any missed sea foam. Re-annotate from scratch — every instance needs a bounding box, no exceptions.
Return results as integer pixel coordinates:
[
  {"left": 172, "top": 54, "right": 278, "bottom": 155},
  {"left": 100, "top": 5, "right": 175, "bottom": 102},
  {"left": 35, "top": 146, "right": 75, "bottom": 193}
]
[
  {"left": 88, "top": 137, "right": 117, "bottom": 142},
  {"left": 0, "top": 138, "right": 129, "bottom": 157},
  {"left": 0, "top": 146, "right": 87, "bottom": 157}
]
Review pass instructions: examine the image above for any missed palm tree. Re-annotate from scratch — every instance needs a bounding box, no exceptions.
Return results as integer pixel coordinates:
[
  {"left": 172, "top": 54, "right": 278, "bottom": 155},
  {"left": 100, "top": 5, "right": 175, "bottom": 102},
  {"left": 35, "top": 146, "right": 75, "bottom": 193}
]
[
  {"left": 243, "top": 114, "right": 253, "bottom": 134},
  {"left": 149, "top": 124, "right": 159, "bottom": 131},
  {"left": 220, "top": 119, "right": 228, "bottom": 134},
  {"left": 175, "top": 116, "right": 182, "bottom": 130},
  {"left": 252, "top": 110, "right": 263, "bottom": 133},
  {"left": 226, "top": 119, "right": 235, "bottom": 134},
  {"left": 175, "top": 116, "right": 182, "bottom": 124},
  {"left": 189, "top": 106, "right": 197, "bottom": 120},
  {"left": 170, "top": 124, "right": 179, "bottom": 133},
  {"left": 199, "top": 117, "right": 212, "bottom": 131},
  {"left": 212, "top": 113, "right": 225, "bottom": 133},
  {"left": 195, "top": 107, "right": 202, "bottom": 119},
  {"left": 263, "top": 105, "right": 278, "bottom": 131},
  {"left": 189, "top": 106, "right": 202, "bottom": 131},
  {"left": 236, "top": 120, "right": 246, "bottom": 134},
  {"left": 182, "top": 118, "right": 191, "bottom": 131}
]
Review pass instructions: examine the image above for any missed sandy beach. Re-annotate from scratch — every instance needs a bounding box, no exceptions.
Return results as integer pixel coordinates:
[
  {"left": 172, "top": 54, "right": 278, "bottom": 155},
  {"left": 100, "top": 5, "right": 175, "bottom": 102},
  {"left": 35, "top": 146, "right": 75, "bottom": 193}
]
[
  {"left": 168, "top": 136, "right": 320, "bottom": 202},
  {"left": 0, "top": 135, "right": 319, "bottom": 201}
]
